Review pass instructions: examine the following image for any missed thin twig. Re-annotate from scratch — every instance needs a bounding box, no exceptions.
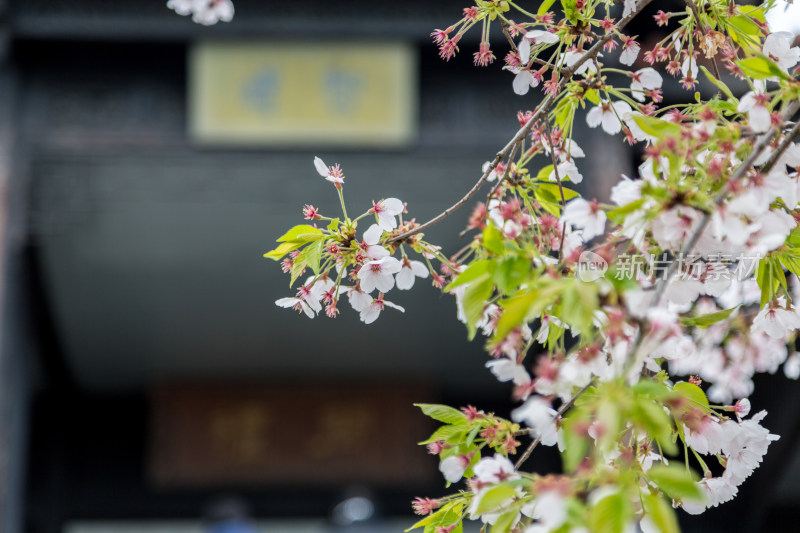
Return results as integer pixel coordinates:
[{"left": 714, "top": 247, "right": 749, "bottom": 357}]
[
  {"left": 515, "top": 382, "right": 593, "bottom": 469},
  {"left": 685, "top": 0, "right": 723, "bottom": 91},
  {"left": 387, "top": 0, "right": 654, "bottom": 245},
  {"left": 487, "top": 141, "right": 521, "bottom": 204},
  {"left": 544, "top": 125, "right": 569, "bottom": 258}
]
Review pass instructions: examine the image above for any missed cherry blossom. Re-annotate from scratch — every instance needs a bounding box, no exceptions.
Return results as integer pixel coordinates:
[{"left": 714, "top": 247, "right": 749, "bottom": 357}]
[
  {"left": 586, "top": 100, "right": 633, "bottom": 135},
  {"left": 167, "top": 0, "right": 234, "bottom": 25},
  {"left": 629, "top": 67, "right": 662, "bottom": 102},
  {"left": 439, "top": 455, "right": 470, "bottom": 483},
  {"left": 396, "top": 258, "right": 429, "bottom": 290},
  {"left": 762, "top": 31, "right": 800, "bottom": 73},
  {"left": 357, "top": 256, "right": 402, "bottom": 294},
  {"left": 313, "top": 156, "right": 345, "bottom": 185},
  {"left": 737, "top": 82, "right": 771, "bottom": 133},
  {"left": 562, "top": 198, "right": 607, "bottom": 241},
  {"left": 486, "top": 357, "right": 531, "bottom": 385},
  {"left": 359, "top": 294, "right": 405, "bottom": 324},
  {"left": 360, "top": 224, "right": 390, "bottom": 260},
  {"left": 751, "top": 301, "right": 800, "bottom": 338},
  {"left": 370, "top": 198, "right": 404, "bottom": 230},
  {"left": 511, "top": 396, "right": 559, "bottom": 447}
]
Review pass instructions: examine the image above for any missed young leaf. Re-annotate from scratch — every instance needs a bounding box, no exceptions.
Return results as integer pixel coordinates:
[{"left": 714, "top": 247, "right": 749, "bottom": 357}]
[
  {"left": 415, "top": 404, "right": 467, "bottom": 425},
  {"left": 473, "top": 485, "right": 518, "bottom": 514},
  {"left": 588, "top": 490, "right": 632, "bottom": 533},
  {"left": 680, "top": 306, "right": 739, "bottom": 328},
  {"left": 673, "top": 382, "right": 710, "bottom": 413},
  {"left": 647, "top": 465, "right": 702, "bottom": 502}
]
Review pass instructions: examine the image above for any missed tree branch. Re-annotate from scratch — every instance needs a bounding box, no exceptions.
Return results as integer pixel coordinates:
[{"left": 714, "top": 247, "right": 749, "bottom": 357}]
[
  {"left": 514, "top": 382, "right": 593, "bottom": 470},
  {"left": 387, "top": 0, "right": 654, "bottom": 244}
]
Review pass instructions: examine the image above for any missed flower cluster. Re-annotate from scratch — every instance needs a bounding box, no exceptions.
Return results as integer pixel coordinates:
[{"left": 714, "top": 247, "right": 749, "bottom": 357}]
[
  {"left": 269, "top": 158, "right": 441, "bottom": 324},
  {"left": 166, "top": 0, "right": 234, "bottom": 26},
  {"left": 256, "top": 0, "right": 800, "bottom": 531}
]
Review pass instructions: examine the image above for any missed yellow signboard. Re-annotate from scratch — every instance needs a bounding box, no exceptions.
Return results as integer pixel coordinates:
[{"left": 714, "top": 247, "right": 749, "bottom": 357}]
[{"left": 189, "top": 41, "right": 417, "bottom": 146}]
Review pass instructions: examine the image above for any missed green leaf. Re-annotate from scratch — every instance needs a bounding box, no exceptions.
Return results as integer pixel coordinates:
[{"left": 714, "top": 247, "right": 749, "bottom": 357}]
[
  {"left": 699, "top": 66, "right": 736, "bottom": 102},
  {"left": 406, "top": 501, "right": 463, "bottom": 531},
  {"left": 777, "top": 248, "right": 800, "bottom": 279},
  {"left": 538, "top": 0, "right": 556, "bottom": 15},
  {"left": 647, "top": 465, "right": 703, "bottom": 502},
  {"left": 490, "top": 510, "right": 519, "bottom": 533},
  {"left": 561, "top": 414, "right": 589, "bottom": 472},
  {"left": 276, "top": 224, "right": 323, "bottom": 243},
  {"left": 585, "top": 88, "right": 600, "bottom": 105},
  {"left": 494, "top": 255, "right": 531, "bottom": 296},
  {"left": 559, "top": 278, "right": 598, "bottom": 335},
  {"left": 264, "top": 240, "right": 304, "bottom": 261},
  {"left": 737, "top": 55, "right": 790, "bottom": 80},
  {"left": 680, "top": 306, "right": 739, "bottom": 328},
  {"left": 302, "top": 239, "right": 324, "bottom": 275},
  {"left": 419, "top": 424, "right": 467, "bottom": 445},
  {"left": 726, "top": 14, "right": 762, "bottom": 40},
  {"left": 632, "top": 114, "right": 682, "bottom": 139},
  {"left": 289, "top": 253, "right": 308, "bottom": 287},
  {"left": 588, "top": 490, "right": 631, "bottom": 533},
  {"left": 560, "top": 0, "right": 578, "bottom": 24},
  {"left": 756, "top": 257, "right": 787, "bottom": 307},
  {"left": 445, "top": 260, "right": 495, "bottom": 291},
  {"left": 633, "top": 398, "right": 677, "bottom": 455},
  {"left": 538, "top": 182, "right": 580, "bottom": 200},
  {"left": 673, "top": 382, "right": 710, "bottom": 413},
  {"left": 632, "top": 379, "right": 672, "bottom": 400},
  {"left": 326, "top": 218, "right": 340, "bottom": 231},
  {"left": 463, "top": 274, "right": 494, "bottom": 339},
  {"left": 474, "top": 485, "right": 518, "bottom": 514},
  {"left": 493, "top": 282, "right": 560, "bottom": 341},
  {"left": 643, "top": 493, "right": 680, "bottom": 533},
  {"left": 606, "top": 198, "right": 646, "bottom": 224},
  {"left": 415, "top": 404, "right": 467, "bottom": 425},
  {"left": 483, "top": 223, "right": 505, "bottom": 255}
]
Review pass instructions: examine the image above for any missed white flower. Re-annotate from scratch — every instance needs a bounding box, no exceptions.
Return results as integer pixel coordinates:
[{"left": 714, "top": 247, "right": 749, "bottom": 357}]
[
  {"left": 622, "top": 0, "right": 636, "bottom": 17},
  {"left": 763, "top": 31, "right": 800, "bottom": 73},
  {"left": 785, "top": 352, "right": 800, "bottom": 379},
  {"left": 167, "top": 0, "right": 234, "bottom": 25},
  {"left": 486, "top": 357, "right": 531, "bottom": 386},
  {"left": 562, "top": 198, "right": 607, "bottom": 241},
  {"left": 619, "top": 42, "right": 641, "bottom": 66},
  {"left": 752, "top": 304, "right": 800, "bottom": 338},
  {"left": 510, "top": 69, "right": 540, "bottom": 95},
  {"left": 630, "top": 67, "right": 662, "bottom": 102},
  {"left": 361, "top": 224, "right": 390, "bottom": 260},
  {"left": 359, "top": 295, "right": 404, "bottom": 324},
  {"left": 586, "top": 100, "right": 633, "bottom": 135},
  {"left": 275, "top": 296, "right": 317, "bottom": 318},
  {"left": 562, "top": 50, "right": 599, "bottom": 75},
  {"left": 371, "top": 198, "right": 404, "bottom": 231},
  {"left": 473, "top": 454, "right": 520, "bottom": 483},
  {"left": 396, "top": 258, "right": 429, "bottom": 290},
  {"left": 166, "top": 0, "right": 195, "bottom": 15},
  {"left": 548, "top": 161, "right": 583, "bottom": 183},
  {"left": 511, "top": 396, "right": 559, "bottom": 447},
  {"left": 357, "top": 256, "right": 402, "bottom": 293},
  {"left": 347, "top": 286, "right": 373, "bottom": 312},
  {"left": 737, "top": 83, "right": 771, "bottom": 133},
  {"left": 651, "top": 206, "right": 702, "bottom": 251},
  {"left": 525, "top": 30, "right": 559, "bottom": 45},
  {"left": 313, "top": 156, "right": 344, "bottom": 184},
  {"left": 681, "top": 56, "right": 698, "bottom": 78},
  {"left": 439, "top": 455, "right": 469, "bottom": 483}
]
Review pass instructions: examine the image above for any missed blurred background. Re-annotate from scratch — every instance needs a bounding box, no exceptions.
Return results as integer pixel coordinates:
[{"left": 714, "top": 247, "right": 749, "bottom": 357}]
[{"left": 0, "top": 1, "right": 797, "bottom": 532}]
